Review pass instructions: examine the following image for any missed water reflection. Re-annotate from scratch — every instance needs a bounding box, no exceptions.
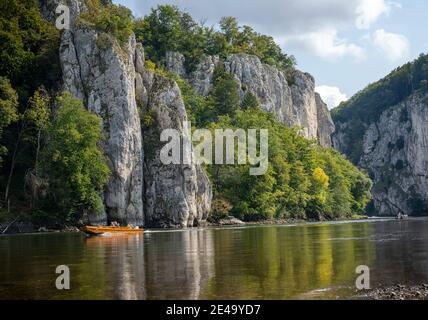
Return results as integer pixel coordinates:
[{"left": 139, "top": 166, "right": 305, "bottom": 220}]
[
  {"left": 200, "top": 223, "right": 375, "bottom": 299},
  {"left": 85, "top": 234, "right": 146, "bottom": 299},
  {"left": 143, "top": 230, "right": 214, "bottom": 299},
  {"left": 1, "top": 219, "right": 428, "bottom": 299}
]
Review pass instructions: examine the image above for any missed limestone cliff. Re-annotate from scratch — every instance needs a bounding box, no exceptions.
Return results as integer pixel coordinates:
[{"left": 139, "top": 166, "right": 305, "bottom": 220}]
[
  {"left": 334, "top": 92, "right": 428, "bottom": 216},
  {"left": 137, "top": 68, "right": 212, "bottom": 228},
  {"left": 165, "top": 52, "right": 335, "bottom": 147},
  {"left": 332, "top": 53, "right": 428, "bottom": 217},
  {"left": 57, "top": 0, "right": 211, "bottom": 226}
]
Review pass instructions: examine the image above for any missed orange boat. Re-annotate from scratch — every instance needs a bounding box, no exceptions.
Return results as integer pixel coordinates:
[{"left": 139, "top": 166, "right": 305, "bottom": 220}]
[{"left": 80, "top": 226, "right": 144, "bottom": 235}]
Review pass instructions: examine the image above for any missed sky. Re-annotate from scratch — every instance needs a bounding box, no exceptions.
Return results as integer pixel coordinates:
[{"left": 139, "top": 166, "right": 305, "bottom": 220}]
[{"left": 114, "top": 0, "right": 428, "bottom": 109}]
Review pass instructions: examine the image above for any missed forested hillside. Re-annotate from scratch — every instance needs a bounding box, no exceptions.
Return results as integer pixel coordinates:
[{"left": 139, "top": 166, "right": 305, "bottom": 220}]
[
  {"left": 332, "top": 54, "right": 428, "bottom": 216},
  {"left": 332, "top": 53, "right": 428, "bottom": 163}
]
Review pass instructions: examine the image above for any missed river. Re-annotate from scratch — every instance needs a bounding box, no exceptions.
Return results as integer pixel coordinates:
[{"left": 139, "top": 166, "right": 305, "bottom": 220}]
[{"left": 1, "top": 218, "right": 428, "bottom": 299}]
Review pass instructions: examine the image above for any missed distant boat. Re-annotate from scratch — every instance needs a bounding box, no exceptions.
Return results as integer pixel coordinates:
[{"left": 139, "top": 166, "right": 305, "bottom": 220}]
[
  {"left": 80, "top": 226, "right": 144, "bottom": 236},
  {"left": 396, "top": 213, "right": 409, "bottom": 220}
]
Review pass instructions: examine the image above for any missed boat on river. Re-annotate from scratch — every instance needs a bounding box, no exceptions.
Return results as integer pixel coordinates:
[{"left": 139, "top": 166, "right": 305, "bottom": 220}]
[
  {"left": 396, "top": 212, "right": 409, "bottom": 220},
  {"left": 80, "top": 226, "right": 144, "bottom": 236}
]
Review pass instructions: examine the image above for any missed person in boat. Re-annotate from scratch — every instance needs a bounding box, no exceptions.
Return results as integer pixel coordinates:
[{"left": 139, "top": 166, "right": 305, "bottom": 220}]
[
  {"left": 397, "top": 212, "right": 408, "bottom": 220},
  {"left": 111, "top": 221, "right": 120, "bottom": 227}
]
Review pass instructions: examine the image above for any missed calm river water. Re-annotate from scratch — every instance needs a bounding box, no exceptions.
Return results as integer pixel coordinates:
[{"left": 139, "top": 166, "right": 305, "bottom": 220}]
[{"left": 1, "top": 218, "right": 428, "bottom": 299}]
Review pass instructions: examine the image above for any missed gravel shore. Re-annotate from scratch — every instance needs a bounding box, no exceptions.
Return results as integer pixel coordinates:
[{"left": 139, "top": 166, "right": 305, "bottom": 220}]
[{"left": 362, "top": 284, "right": 428, "bottom": 300}]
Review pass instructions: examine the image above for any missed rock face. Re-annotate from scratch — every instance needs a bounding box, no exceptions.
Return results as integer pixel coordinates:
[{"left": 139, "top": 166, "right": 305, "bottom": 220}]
[
  {"left": 189, "top": 55, "right": 220, "bottom": 97},
  {"left": 165, "top": 52, "right": 335, "bottom": 147},
  {"left": 316, "top": 93, "right": 335, "bottom": 147},
  {"left": 58, "top": 0, "right": 211, "bottom": 227},
  {"left": 138, "top": 71, "right": 212, "bottom": 228},
  {"left": 165, "top": 51, "right": 186, "bottom": 79},
  {"left": 60, "top": 9, "right": 144, "bottom": 225},
  {"left": 333, "top": 93, "right": 428, "bottom": 216}
]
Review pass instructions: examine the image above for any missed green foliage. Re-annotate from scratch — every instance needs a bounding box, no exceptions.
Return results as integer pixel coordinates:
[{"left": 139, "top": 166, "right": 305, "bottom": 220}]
[
  {"left": 207, "top": 108, "right": 372, "bottom": 221},
  {"left": 175, "top": 77, "right": 215, "bottom": 127},
  {"left": 134, "top": 5, "right": 296, "bottom": 73},
  {"left": 332, "top": 53, "right": 428, "bottom": 162},
  {"left": 0, "top": 0, "right": 61, "bottom": 98},
  {"left": 79, "top": 1, "right": 134, "bottom": 48},
  {"left": 42, "top": 93, "right": 110, "bottom": 221},
  {"left": 209, "top": 197, "right": 233, "bottom": 222},
  {"left": 26, "top": 87, "right": 50, "bottom": 132},
  {"left": 212, "top": 66, "right": 240, "bottom": 117},
  {"left": 0, "top": 1, "right": 60, "bottom": 210},
  {"left": 0, "top": 77, "right": 18, "bottom": 166},
  {"left": 241, "top": 92, "right": 259, "bottom": 110}
]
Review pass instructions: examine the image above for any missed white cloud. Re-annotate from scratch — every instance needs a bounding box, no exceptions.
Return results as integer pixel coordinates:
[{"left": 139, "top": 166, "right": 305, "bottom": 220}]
[
  {"left": 285, "top": 29, "right": 364, "bottom": 61},
  {"left": 355, "top": 0, "right": 394, "bottom": 29},
  {"left": 123, "top": 0, "right": 401, "bottom": 35},
  {"left": 117, "top": 0, "right": 403, "bottom": 62},
  {"left": 316, "top": 86, "right": 348, "bottom": 109},
  {"left": 373, "top": 29, "right": 410, "bottom": 61}
]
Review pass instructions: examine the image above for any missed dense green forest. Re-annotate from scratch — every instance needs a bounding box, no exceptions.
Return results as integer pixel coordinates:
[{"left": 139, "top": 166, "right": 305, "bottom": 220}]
[
  {"left": 171, "top": 70, "right": 372, "bottom": 222},
  {"left": 332, "top": 53, "right": 428, "bottom": 163},
  {"left": 134, "top": 5, "right": 296, "bottom": 73},
  {"left": 0, "top": 0, "right": 372, "bottom": 226},
  {"left": 0, "top": 0, "right": 111, "bottom": 224}
]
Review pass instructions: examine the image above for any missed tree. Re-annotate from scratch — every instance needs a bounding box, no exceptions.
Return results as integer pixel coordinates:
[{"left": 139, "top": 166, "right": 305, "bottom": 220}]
[
  {"left": 26, "top": 88, "right": 50, "bottom": 173},
  {"left": 212, "top": 66, "right": 240, "bottom": 117},
  {"left": 3, "top": 87, "right": 51, "bottom": 207},
  {"left": 43, "top": 93, "right": 110, "bottom": 221},
  {"left": 0, "top": 77, "right": 18, "bottom": 167},
  {"left": 134, "top": 5, "right": 185, "bottom": 63},
  {"left": 23, "top": 88, "right": 51, "bottom": 208},
  {"left": 241, "top": 92, "right": 259, "bottom": 109},
  {"left": 219, "top": 17, "right": 239, "bottom": 45}
]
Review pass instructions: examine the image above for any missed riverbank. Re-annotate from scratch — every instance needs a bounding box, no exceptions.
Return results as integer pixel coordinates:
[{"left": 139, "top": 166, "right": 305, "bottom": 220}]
[
  {"left": 209, "top": 214, "right": 370, "bottom": 227},
  {"left": 361, "top": 284, "right": 428, "bottom": 300},
  {"left": 0, "top": 220, "right": 80, "bottom": 234},
  {"left": 0, "top": 215, "right": 372, "bottom": 235}
]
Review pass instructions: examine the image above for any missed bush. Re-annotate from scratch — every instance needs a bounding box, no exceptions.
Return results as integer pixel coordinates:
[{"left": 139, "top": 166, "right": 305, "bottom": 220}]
[{"left": 208, "top": 198, "right": 233, "bottom": 222}]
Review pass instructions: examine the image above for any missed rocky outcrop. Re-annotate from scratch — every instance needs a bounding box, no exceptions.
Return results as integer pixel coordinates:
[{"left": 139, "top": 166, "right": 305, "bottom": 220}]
[
  {"left": 60, "top": 3, "right": 144, "bottom": 225},
  {"left": 165, "top": 52, "right": 335, "bottom": 147},
  {"left": 334, "top": 92, "right": 428, "bottom": 216},
  {"left": 316, "top": 93, "right": 335, "bottom": 147},
  {"left": 138, "top": 72, "right": 212, "bottom": 228},
  {"left": 58, "top": 0, "right": 211, "bottom": 227},
  {"left": 165, "top": 51, "right": 186, "bottom": 79},
  {"left": 189, "top": 55, "right": 220, "bottom": 97}
]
